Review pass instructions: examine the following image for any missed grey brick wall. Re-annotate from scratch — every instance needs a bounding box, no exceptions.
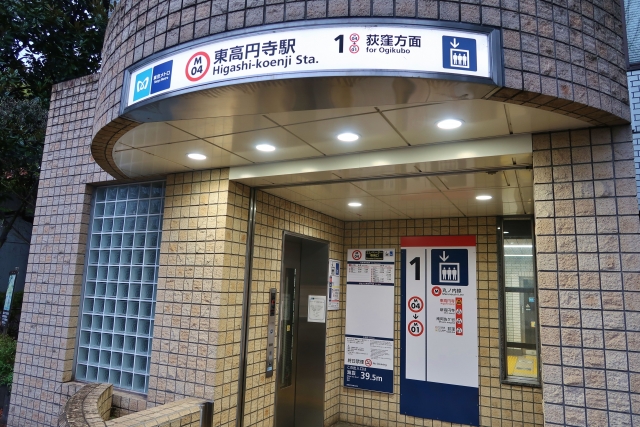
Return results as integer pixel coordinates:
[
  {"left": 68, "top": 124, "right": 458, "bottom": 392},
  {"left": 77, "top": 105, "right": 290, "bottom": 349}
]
[{"left": 533, "top": 126, "right": 640, "bottom": 426}]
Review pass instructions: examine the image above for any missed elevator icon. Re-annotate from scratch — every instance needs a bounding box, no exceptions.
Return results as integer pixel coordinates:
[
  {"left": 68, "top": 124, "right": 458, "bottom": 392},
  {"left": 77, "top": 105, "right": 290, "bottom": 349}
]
[
  {"left": 431, "top": 248, "right": 469, "bottom": 286},
  {"left": 442, "top": 36, "right": 477, "bottom": 72}
]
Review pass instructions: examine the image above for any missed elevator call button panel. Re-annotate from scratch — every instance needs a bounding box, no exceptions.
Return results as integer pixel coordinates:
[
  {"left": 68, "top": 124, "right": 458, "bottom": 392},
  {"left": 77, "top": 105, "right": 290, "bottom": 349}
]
[{"left": 266, "top": 288, "right": 276, "bottom": 377}]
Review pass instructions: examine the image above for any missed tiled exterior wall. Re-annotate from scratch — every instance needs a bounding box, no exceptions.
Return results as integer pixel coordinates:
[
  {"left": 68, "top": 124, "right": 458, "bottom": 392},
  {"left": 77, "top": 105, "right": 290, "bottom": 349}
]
[
  {"left": 341, "top": 218, "right": 544, "bottom": 427},
  {"left": 147, "top": 169, "right": 250, "bottom": 427},
  {"left": 91, "top": 0, "right": 631, "bottom": 162},
  {"left": 8, "top": 75, "right": 115, "bottom": 427},
  {"left": 242, "top": 190, "right": 345, "bottom": 427},
  {"left": 532, "top": 126, "right": 640, "bottom": 426}
]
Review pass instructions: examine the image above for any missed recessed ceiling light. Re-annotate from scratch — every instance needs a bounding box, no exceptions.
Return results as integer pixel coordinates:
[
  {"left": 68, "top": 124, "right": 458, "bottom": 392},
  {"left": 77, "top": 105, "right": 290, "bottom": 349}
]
[
  {"left": 187, "top": 153, "right": 206, "bottom": 160},
  {"left": 256, "top": 144, "right": 276, "bottom": 152},
  {"left": 437, "top": 119, "right": 463, "bottom": 129},
  {"left": 475, "top": 195, "right": 492, "bottom": 200},
  {"left": 337, "top": 132, "right": 360, "bottom": 142},
  {"left": 503, "top": 231, "right": 509, "bottom": 234},
  {"left": 348, "top": 202, "right": 362, "bottom": 207}
]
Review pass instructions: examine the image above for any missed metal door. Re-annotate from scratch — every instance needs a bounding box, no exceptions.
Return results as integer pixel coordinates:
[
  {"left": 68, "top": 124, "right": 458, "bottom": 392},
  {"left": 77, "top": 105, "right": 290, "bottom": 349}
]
[{"left": 275, "top": 234, "right": 328, "bottom": 427}]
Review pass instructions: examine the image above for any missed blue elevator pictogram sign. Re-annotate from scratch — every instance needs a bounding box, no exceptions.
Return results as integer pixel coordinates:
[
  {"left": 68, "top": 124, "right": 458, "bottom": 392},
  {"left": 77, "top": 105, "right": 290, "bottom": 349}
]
[
  {"left": 430, "top": 248, "right": 469, "bottom": 286},
  {"left": 442, "top": 36, "right": 477, "bottom": 72}
]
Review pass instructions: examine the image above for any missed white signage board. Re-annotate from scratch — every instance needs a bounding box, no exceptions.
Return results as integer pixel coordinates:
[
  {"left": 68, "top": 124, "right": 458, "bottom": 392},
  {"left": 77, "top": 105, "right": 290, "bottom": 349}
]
[
  {"left": 308, "top": 295, "right": 326, "bottom": 323},
  {"left": 327, "top": 259, "right": 341, "bottom": 311},
  {"left": 125, "top": 23, "right": 493, "bottom": 107},
  {"left": 400, "top": 236, "right": 479, "bottom": 425},
  {"left": 344, "top": 248, "right": 395, "bottom": 393}
]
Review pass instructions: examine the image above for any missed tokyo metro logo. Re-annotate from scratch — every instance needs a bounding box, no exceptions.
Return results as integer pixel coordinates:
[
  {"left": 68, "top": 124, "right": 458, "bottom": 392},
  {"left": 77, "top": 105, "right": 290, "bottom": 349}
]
[{"left": 132, "top": 60, "right": 174, "bottom": 102}]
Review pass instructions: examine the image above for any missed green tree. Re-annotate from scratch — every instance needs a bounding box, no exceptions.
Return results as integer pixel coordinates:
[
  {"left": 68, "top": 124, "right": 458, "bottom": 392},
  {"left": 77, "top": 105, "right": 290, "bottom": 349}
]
[
  {"left": 0, "top": 0, "right": 110, "bottom": 249},
  {"left": 0, "top": 0, "right": 110, "bottom": 99}
]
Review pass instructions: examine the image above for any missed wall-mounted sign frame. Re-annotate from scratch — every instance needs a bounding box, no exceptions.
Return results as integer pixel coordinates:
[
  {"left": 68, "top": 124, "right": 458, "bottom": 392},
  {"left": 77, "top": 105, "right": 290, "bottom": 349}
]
[
  {"left": 327, "top": 259, "right": 340, "bottom": 311},
  {"left": 344, "top": 248, "right": 395, "bottom": 394},
  {"left": 400, "top": 236, "right": 478, "bottom": 426},
  {"left": 121, "top": 19, "right": 502, "bottom": 114},
  {"left": 1, "top": 269, "right": 17, "bottom": 330}
]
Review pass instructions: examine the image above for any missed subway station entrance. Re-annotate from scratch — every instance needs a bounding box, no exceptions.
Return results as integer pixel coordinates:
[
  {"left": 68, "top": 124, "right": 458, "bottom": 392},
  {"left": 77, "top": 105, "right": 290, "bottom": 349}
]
[
  {"left": 98, "top": 20, "right": 595, "bottom": 423},
  {"left": 10, "top": 3, "right": 639, "bottom": 426}
]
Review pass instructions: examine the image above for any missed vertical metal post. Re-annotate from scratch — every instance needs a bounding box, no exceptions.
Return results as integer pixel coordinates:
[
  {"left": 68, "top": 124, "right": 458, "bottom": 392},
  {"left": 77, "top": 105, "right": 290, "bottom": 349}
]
[
  {"left": 199, "top": 401, "right": 214, "bottom": 427},
  {"left": 236, "top": 187, "right": 257, "bottom": 427}
]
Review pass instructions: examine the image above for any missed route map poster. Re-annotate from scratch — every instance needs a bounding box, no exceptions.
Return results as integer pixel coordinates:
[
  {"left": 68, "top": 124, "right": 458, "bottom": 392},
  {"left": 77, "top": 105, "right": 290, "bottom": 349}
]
[
  {"left": 400, "top": 236, "right": 479, "bottom": 426},
  {"left": 344, "top": 248, "right": 395, "bottom": 394}
]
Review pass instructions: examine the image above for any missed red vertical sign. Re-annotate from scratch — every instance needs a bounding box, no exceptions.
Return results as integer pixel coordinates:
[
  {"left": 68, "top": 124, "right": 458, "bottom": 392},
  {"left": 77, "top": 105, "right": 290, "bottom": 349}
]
[{"left": 455, "top": 297, "right": 463, "bottom": 336}]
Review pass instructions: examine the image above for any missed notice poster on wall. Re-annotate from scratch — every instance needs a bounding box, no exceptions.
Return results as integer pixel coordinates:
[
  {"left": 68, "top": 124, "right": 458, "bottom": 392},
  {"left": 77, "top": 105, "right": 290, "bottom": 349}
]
[
  {"left": 327, "top": 259, "right": 341, "bottom": 311},
  {"left": 400, "top": 236, "right": 479, "bottom": 426},
  {"left": 344, "top": 249, "right": 395, "bottom": 394}
]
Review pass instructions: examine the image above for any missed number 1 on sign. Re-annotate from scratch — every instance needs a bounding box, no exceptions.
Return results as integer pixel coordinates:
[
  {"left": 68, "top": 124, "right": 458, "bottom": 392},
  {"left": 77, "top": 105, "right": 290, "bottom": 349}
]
[
  {"left": 334, "top": 35, "right": 344, "bottom": 53},
  {"left": 409, "top": 257, "right": 420, "bottom": 280}
]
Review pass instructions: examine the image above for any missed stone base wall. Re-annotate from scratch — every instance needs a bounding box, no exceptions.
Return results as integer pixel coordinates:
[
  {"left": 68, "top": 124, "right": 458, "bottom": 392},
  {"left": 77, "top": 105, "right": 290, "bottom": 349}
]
[{"left": 533, "top": 126, "right": 640, "bottom": 426}]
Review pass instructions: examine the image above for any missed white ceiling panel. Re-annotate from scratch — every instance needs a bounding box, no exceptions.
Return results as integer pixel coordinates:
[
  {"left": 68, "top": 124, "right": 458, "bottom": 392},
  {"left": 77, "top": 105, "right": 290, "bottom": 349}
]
[
  {"left": 169, "top": 115, "right": 277, "bottom": 139},
  {"left": 434, "top": 171, "right": 511, "bottom": 190},
  {"left": 261, "top": 187, "right": 314, "bottom": 203},
  {"left": 381, "top": 100, "right": 510, "bottom": 145},
  {"left": 284, "top": 113, "right": 407, "bottom": 155},
  {"left": 285, "top": 182, "right": 370, "bottom": 200},
  {"left": 204, "top": 127, "right": 321, "bottom": 162},
  {"left": 351, "top": 176, "right": 440, "bottom": 195},
  {"left": 463, "top": 200, "right": 526, "bottom": 216},
  {"left": 443, "top": 187, "right": 523, "bottom": 202},
  {"left": 374, "top": 191, "right": 451, "bottom": 206},
  {"left": 296, "top": 199, "right": 409, "bottom": 221},
  {"left": 507, "top": 103, "right": 591, "bottom": 134},
  {"left": 113, "top": 148, "right": 191, "bottom": 177},
  {"left": 266, "top": 106, "right": 378, "bottom": 126},
  {"left": 127, "top": 139, "right": 251, "bottom": 169},
  {"left": 117, "top": 122, "right": 198, "bottom": 148},
  {"left": 262, "top": 168, "right": 534, "bottom": 221}
]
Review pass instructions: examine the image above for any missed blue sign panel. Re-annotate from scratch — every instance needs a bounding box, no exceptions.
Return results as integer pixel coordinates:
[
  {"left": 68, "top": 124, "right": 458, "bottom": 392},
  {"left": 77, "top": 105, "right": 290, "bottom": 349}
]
[
  {"left": 344, "top": 364, "right": 393, "bottom": 393},
  {"left": 132, "top": 68, "right": 153, "bottom": 102},
  {"left": 151, "top": 60, "right": 173, "bottom": 94},
  {"left": 430, "top": 248, "right": 469, "bottom": 286},
  {"left": 442, "top": 36, "right": 477, "bottom": 72}
]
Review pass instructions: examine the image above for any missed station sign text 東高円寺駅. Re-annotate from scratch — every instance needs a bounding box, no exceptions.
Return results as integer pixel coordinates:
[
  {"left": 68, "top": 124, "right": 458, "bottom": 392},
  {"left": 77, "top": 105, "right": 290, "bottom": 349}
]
[{"left": 125, "top": 23, "right": 493, "bottom": 107}]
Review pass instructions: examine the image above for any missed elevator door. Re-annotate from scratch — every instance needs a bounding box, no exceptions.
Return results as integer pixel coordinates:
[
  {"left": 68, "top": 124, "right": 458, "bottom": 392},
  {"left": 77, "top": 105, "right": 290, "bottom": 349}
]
[{"left": 275, "top": 234, "right": 328, "bottom": 427}]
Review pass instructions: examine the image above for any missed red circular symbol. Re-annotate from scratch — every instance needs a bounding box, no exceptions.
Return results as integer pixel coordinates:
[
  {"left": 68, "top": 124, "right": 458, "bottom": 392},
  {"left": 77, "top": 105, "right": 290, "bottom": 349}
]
[
  {"left": 349, "top": 44, "right": 360, "bottom": 54},
  {"left": 365, "top": 359, "right": 372, "bottom": 367},
  {"left": 408, "top": 296, "right": 424, "bottom": 313},
  {"left": 185, "top": 51, "right": 210, "bottom": 82},
  {"left": 431, "top": 286, "right": 442, "bottom": 297},
  {"left": 349, "top": 33, "right": 360, "bottom": 43},
  {"left": 408, "top": 320, "right": 424, "bottom": 337},
  {"left": 352, "top": 250, "right": 362, "bottom": 260}
]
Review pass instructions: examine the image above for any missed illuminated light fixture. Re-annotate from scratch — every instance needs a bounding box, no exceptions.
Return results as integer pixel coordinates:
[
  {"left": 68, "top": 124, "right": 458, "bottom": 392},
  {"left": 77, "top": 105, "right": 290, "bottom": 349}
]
[
  {"left": 506, "top": 244, "right": 533, "bottom": 248},
  {"left": 437, "top": 119, "right": 463, "bottom": 129},
  {"left": 504, "top": 254, "right": 533, "bottom": 257},
  {"left": 337, "top": 132, "right": 360, "bottom": 142},
  {"left": 187, "top": 153, "right": 207, "bottom": 160},
  {"left": 256, "top": 144, "right": 276, "bottom": 152},
  {"left": 503, "top": 231, "right": 509, "bottom": 234},
  {"left": 475, "top": 195, "right": 492, "bottom": 200},
  {"left": 348, "top": 202, "right": 362, "bottom": 207}
]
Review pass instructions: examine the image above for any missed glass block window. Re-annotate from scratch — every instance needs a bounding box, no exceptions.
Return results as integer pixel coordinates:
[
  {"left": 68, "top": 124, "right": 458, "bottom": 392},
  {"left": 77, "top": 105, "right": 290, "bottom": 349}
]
[{"left": 75, "top": 181, "right": 165, "bottom": 393}]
